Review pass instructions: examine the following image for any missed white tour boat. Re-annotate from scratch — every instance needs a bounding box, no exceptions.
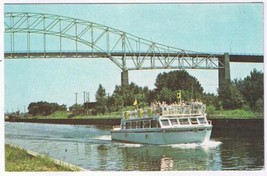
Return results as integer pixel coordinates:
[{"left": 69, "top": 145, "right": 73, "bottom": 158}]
[{"left": 111, "top": 102, "right": 212, "bottom": 145}]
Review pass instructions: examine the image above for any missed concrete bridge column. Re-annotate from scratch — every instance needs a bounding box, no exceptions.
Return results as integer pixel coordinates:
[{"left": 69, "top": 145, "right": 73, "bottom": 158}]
[
  {"left": 219, "top": 52, "right": 231, "bottom": 89},
  {"left": 121, "top": 70, "right": 129, "bottom": 87}
]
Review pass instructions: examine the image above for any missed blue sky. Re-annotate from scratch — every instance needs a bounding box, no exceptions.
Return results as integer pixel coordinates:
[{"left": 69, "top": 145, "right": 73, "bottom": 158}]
[{"left": 3, "top": 3, "right": 264, "bottom": 112}]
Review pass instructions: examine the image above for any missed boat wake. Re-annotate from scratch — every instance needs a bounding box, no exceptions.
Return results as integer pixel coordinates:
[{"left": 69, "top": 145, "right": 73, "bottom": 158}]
[
  {"left": 110, "top": 140, "right": 222, "bottom": 149},
  {"left": 118, "top": 143, "right": 143, "bottom": 147},
  {"left": 93, "top": 135, "right": 112, "bottom": 141},
  {"left": 167, "top": 140, "right": 222, "bottom": 149},
  {"left": 92, "top": 135, "right": 222, "bottom": 149}
]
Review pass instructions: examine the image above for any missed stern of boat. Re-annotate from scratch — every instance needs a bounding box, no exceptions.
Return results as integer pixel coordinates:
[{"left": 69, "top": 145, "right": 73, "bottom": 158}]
[{"left": 112, "top": 125, "right": 121, "bottom": 131}]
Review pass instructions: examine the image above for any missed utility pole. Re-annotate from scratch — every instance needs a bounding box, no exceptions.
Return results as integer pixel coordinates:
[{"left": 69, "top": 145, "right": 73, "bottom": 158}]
[
  {"left": 83, "top": 91, "right": 86, "bottom": 104},
  {"left": 75, "top": 93, "right": 78, "bottom": 109},
  {"left": 83, "top": 91, "right": 86, "bottom": 110},
  {"left": 86, "top": 92, "right": 90, "bottom": 114},
  {"left": 107, "top": 93, "right": 110, "bottom": 113},
  {"left": 87, "top": 92, "right": 90, "bottom": 102}
]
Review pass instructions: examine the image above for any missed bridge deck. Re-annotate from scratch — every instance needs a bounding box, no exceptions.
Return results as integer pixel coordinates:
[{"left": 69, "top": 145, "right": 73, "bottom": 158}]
[{"left": 4, "top": 52, "right": 263, "bottom": 63}]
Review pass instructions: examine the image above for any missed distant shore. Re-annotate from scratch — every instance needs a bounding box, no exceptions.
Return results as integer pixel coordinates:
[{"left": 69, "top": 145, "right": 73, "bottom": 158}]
[
  {"left": 5, "top": 118, "right": 264, "bottom": 131},
  {"left": 6, "top": 107, "right": 263, "bottom": 121},
  {"left": 5, "top": 118, "right": 121, "bottom": 126}
]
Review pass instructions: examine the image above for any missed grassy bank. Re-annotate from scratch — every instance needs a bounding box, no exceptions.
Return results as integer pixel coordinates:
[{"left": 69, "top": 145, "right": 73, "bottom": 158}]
[
  {"left": 19, "top": 108, "right": 263, "bottom": 120},
  {"left": 207, "top": 109, "right": 263, "bottom": 119},
  {"left": 25, "top": 111, "right": 121, "bottom": 119},
  {"left": 5, "top": 144, "right": 78, "bottom": 171}
]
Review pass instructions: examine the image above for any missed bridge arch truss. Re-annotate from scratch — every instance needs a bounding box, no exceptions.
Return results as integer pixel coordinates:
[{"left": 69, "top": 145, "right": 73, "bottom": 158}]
[{"left": 4, "top": 12, "right": 223, "bottom": 71}]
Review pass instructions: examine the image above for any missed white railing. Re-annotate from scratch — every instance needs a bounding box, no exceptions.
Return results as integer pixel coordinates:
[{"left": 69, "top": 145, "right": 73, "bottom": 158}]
[
  {"left": 122, "top": 104, "right": 206, "bottom": 119},
  {"left": 161, "top": 104, "right": 206, "bottom": 116}
]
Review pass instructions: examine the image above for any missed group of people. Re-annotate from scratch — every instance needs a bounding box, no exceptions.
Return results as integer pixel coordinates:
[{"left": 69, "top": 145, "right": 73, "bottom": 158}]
[
  {"left": 125, "top": 100, "right": 205, "bottom": 118},
  {"left": 150, "top": 100, "right": 205, "bottom": 115},
  {"left": 150, "top": 100, "right": 203, "bottom": 108}
]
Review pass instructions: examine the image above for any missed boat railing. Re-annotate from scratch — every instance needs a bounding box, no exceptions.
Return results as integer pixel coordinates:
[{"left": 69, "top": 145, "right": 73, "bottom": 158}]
[
  {"left": 123, "top": 108, "right": 157, "bottom": 119},
  {"left": 161, "top": 104, "right": 206, "bottom": 116},
  {"left": 122, "top": 104, "right": 206, "bottom": 119}
]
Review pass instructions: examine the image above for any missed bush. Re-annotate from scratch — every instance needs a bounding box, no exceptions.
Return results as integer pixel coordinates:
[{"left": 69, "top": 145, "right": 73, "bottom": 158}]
[
  {"left": 218, "top": 83, "right": 246, "bottom": 110},
  {"left": 254, "top": 99, "right": 264, "bottom": 112},
  {"left": 206, "top": 105, "right": 216, "bottom": 115}
]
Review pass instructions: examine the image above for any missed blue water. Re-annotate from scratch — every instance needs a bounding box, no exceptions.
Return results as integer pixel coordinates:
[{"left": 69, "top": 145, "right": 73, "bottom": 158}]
[{"left": 5, "top": 122, "right": 264, "bottom": 171}]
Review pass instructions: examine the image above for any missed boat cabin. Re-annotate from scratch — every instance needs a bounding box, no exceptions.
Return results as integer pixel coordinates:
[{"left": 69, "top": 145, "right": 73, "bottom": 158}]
[
  {"left": 111, "top": 101, "right": 212, "bottom": 144},
  {"left": 120, "top": 116, "right": 210, "bottom": 130},
  {"left": 114, "top": 102, "right": 211, "bottom": 130}
]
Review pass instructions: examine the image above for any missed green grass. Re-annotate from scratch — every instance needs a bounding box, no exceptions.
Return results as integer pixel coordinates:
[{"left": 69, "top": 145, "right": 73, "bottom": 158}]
[
  {"left": 24, "top": 111, "right": 121, "bottom": 119},
  {"left": 5, "top": 144, "right": 77, "bottom": 171},
  {"left": 25, "top": 111, "right": 72, "bottom": 119},
  {"left": 208, "top": 109, "right": 263, "bottom": 119},
  {"left": 24, "top": 109, "right": 124, "bottom": 119},
  {"left": 49, "top": 111, "right": 72, "bottom": 118},
  {"left": 73, "top": 114, "right": 121, "bottom": 119},
  {"left": 22, "top": 106, "right": 263, "bottom": 120}
]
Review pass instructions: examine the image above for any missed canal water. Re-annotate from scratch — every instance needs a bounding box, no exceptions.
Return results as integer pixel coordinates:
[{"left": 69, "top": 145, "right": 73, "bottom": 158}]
[{"left": 5, "top": 122, "right": 264, "bottom": 171}]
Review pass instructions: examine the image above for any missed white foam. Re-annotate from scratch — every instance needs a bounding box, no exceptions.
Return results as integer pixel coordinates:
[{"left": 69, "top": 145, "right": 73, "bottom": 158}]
[
  {"left": 201, "top": 140, "right": 222, "bottom": 148},
  {"left": 114, "top": 140, "right": 222, "bottom": 149},
  {"left": 116, "top": 143, "right": 143, "bottom": 147},
  {"left": 168, "top": 140, "right": 222, "bottom": 149},
  {"left": 93, "top": 135, "right": 112, "bottom": 141}
]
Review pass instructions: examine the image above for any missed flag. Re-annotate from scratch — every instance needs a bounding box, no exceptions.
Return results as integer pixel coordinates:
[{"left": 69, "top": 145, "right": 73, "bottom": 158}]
[
  {"left": 133, "top": 99, "right": 137, "bottom": 106},
  {"left": 177, "top": 90, "right": 181, "bottom": 99}
]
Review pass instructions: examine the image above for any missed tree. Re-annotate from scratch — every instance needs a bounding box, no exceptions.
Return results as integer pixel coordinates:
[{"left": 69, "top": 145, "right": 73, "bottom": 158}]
[
  {"left": 234, "top": 69, "right": 263, "bottom": 111},
  {"left": 95, "top": 84, "right": 107, "bottom": 114},
  {"left": 154, "top": 70, "right": 204, "bottom": 102},
  {"left": 28, "top": 101, "right": 67, "bottom": 116},
  {"left": 106, "top": 95, "right": 122, "bottom": 112},
  {"left": 69, "top": 104, "right": 83, "bottom": 111},
  {"left": 254, "top": 99, "right": 264, "bottom": 112},
  {"left": 202, "top": 93, "right": 221, "bottom": 110},
  {"left": 218, "top": 83, "right": 246, "bottom": 110},
  {"left": 156, "top": 87, "right": 176, "bottom": 104},
  {"left": 110, "top": 83, "right": 150, "bottom": 110}
]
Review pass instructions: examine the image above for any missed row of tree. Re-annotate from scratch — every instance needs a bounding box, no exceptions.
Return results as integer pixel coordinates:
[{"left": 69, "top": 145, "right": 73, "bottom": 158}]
[
  {"left": 93, "top": 69, "right": 263, "bottom": 115},
  {"left": 28, "top": 101, "right": 67, "bottom": 116},
  {"left": 27, "top": 69, "right": 263, "bottom": 116},
  {"left": 219, "top": 69, "right": 264, "bottom": 111},
  {"left": 93, "top": 70, "right": 205, "bottom": 115}
]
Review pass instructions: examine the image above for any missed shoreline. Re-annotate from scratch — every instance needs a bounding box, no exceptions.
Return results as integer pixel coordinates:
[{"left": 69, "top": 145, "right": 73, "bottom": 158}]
[
  {"left": 5, "top": 143, "right": 88, "bottom": 171},
  {"left": 5, "top": 118, "right": 264, "bottom": 131},
  {"left": 5, "top": 118, "right": 121, "bottom": 126}
]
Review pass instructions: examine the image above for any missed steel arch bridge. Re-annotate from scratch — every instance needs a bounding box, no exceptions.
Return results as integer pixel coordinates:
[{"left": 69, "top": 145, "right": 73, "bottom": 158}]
[{"left": 4, "top": 12, "right": 225, "bottom": 86}]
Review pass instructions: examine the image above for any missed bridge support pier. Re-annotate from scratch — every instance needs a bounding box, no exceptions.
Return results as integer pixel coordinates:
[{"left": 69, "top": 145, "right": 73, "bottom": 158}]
[
  {"left": 121, "top": 70, "right": 129, "bottom": 87},
  {"left": 219, "top": 52, "right": 231, "bottom": 89}
]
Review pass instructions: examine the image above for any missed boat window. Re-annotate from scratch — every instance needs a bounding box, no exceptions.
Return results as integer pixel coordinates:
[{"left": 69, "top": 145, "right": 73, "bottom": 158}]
[
  {"left": 122, "top": 122, "right": 126, "bottom": 129},
  {"left": 179, "top": 118, "right": 190, "bottom": 125},
  {"left": 170, "top": 119, "right": 178, "bottom": 125},
  {"left": 161, "top": 119, "right": 170, "bottom": 126},
  {"left": 151, "top": 120, "right": 159, "bottom": 128},
  {"left": 136, "top": 121, "right": 142, "bottom": 128},
  {"left": 198, "top": 117, "right": 207, "bottom": 124},
  {"left": 144, "top": 121, "right": 150, "bottom": 128},
  {"left": 190, "top": 118, "right": 198, "bottom": 125},
  {"left": 131, "top": 121, "right": 137, "bottom": 129},
  {"left": 126, "top": 122, "right": 131, "bottom": 129}
]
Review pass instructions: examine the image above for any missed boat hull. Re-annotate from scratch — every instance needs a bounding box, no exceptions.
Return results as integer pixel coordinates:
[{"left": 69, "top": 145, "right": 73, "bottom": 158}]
[{"left": 111, "top": 125, "right": 212, "bottom": 145}]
